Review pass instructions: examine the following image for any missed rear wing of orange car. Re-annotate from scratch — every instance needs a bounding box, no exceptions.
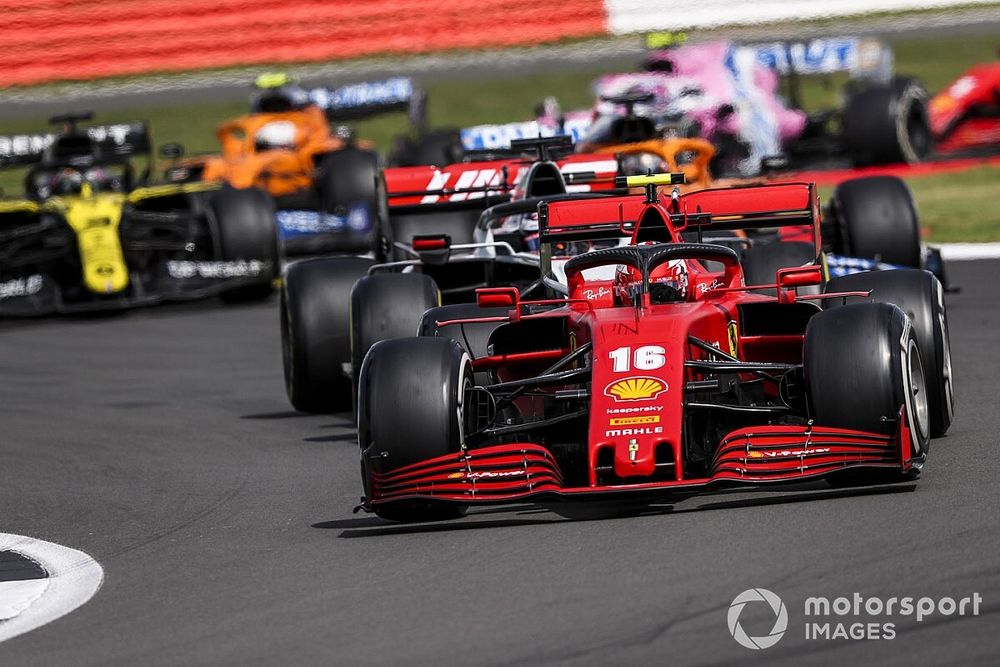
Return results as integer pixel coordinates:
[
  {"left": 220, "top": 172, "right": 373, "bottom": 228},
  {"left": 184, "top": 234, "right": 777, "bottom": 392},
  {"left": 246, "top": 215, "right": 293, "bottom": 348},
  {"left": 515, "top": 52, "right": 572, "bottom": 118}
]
[{"left": 308, "top": 77, "right": 426, "bottom": 129}]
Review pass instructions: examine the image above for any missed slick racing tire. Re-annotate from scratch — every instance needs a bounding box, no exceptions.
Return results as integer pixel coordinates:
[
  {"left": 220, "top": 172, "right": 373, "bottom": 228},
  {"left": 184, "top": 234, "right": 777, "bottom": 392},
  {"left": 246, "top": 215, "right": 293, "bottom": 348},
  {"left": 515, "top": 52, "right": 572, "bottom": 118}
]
[
  {"left": 741, "top": 241, "right": 819, "bottom": 295},
  {"left": 804, "top": 302, "right": 930, "bottom": 456},
  {"left": 418, "top": 304, "right": 510, "bottom": 358},
  {"left": 418, "top": 303, "right": 509, "bottom": 384},
  {"left": 211, "top": 186, "right": 280, "bottom": 302},
  {"left": 827, "top": 176, "right": 922, "bottom": 268},
  {"left": 842, "top": 77, "right": 931, "bottom": 166},
  {"left": 358, "top": 337, "right": 470, "bottom": 522},
  {"left": 282, "top": 256, "right": 374, "bottom": 413},
  {"left": 824, "top": 269, "right": 953, "bottom": 437},
  {"left": 314, "top": 147, "right": 380, "bottom": 253},
  {"left": 350, "top": 272, "right": 440, "bottom": 396},
  {"left": 389, "top": 128, "right": 465, "bottom": 167},
  {"left": 388, "top": 208, "right": 481, "bottom": 261}
]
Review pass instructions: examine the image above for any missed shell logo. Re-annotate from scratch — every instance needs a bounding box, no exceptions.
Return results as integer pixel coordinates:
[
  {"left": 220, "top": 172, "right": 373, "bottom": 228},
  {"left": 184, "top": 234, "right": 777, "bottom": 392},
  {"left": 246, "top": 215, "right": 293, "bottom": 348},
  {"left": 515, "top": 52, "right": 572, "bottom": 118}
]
[{"left": 604, "top": 376, "right": 667, "bottom": 402}]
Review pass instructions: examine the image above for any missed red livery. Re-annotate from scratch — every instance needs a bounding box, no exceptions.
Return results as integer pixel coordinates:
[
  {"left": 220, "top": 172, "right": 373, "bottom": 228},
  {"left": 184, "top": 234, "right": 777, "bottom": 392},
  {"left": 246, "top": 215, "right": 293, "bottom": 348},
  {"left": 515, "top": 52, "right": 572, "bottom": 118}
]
[
  {"left": 929, "top": 58, "right": 1000, "bottom": 155},
  {"left": 356, "top": 174, "right": 953, "bottom": 522}
]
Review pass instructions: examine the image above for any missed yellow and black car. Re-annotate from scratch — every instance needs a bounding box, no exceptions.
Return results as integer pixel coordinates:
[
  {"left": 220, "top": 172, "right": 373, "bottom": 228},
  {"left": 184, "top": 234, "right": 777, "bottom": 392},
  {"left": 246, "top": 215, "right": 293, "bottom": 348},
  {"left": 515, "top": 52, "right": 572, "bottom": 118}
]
[{"left": 0, "top": 113, "right": 279, "bottom": 316}]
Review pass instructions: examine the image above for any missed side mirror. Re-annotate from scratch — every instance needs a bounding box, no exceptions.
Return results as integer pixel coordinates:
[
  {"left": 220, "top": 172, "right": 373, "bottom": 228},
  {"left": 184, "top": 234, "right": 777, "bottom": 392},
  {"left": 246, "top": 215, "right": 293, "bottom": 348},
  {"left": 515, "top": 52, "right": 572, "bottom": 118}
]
[
  {"left": 411, "top": 234, "right": 451, "bottom": 265},
  {"left": 476, "top": 287, "right": 520, "bottom": 317},
  {"left": 159, "top": 143, "right": 184, "bottom": 160},
  {"left": 776, "top": 265, "right": 823, "bottom": 303},
  {"left": 777, "top": 265, "right": 823, "bottom": 288}
]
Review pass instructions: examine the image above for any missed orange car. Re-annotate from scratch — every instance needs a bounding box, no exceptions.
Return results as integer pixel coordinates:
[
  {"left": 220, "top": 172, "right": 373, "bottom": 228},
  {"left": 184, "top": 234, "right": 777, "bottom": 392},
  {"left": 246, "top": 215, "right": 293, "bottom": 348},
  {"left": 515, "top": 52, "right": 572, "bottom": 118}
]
[
  {"left": 167, "top": 74, "right": 422, "bottom": 255},
  {"left": 589, "top": 137, "right": 715, "bottom": 193},
  {"left": 199, "top": 104, "right": 367, "bottom": 198}
]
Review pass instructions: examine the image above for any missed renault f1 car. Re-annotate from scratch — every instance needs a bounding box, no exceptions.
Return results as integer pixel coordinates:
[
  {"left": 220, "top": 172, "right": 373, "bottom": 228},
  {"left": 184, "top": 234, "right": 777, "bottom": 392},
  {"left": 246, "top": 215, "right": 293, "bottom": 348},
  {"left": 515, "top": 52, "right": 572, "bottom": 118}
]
[
  {"left": 280, "top": 136, "right": 623, "bottom": 412},
  {"left": 166, "top": 75, "right": 429, "bottom": 256},
  {"left": 0, "top": 114, "right": 278, "bottom": 316},
  {"left": 355, "top": 174, "right": 953, "bottom": 522}
]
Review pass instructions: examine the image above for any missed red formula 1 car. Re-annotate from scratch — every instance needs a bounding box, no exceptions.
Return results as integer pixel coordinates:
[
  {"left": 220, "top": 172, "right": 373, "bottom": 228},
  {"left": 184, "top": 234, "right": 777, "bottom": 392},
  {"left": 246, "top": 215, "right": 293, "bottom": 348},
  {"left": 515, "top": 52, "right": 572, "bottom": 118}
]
[
  {"left": 355, "top": 174, "right": 953, "bottom": 522},
  {"left": 929, "top": 56, "right": 1000, "bottom": 156}
]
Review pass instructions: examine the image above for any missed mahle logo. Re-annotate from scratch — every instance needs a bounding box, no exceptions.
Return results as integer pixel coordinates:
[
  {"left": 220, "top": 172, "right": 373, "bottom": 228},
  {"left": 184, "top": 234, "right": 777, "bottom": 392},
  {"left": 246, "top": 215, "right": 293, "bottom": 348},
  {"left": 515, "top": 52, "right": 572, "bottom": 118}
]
[{"left": 728, "top": 588, "right": 788, "bottom": 650}]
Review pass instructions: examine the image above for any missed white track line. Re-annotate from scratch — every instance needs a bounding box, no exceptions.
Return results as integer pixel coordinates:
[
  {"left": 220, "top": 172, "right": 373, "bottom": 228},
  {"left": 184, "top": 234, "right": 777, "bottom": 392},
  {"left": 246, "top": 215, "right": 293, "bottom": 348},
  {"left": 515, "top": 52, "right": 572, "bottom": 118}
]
[
  {"left": 934, "top": 243, "right": 1000, "bottom": 261},
  {"left": 0, "top": 533, "right": 103, "bottom": 643}
]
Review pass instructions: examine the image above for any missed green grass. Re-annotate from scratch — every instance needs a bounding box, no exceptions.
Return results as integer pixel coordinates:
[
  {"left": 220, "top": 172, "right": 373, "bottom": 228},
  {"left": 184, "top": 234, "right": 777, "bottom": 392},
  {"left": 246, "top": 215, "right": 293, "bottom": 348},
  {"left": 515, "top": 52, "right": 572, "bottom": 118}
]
[
  {"left": 2, "top": 30, "right": 998, "bottom": 239},
  {"left": 905, "top": 166, "right": 1000, "bottom": 243}
]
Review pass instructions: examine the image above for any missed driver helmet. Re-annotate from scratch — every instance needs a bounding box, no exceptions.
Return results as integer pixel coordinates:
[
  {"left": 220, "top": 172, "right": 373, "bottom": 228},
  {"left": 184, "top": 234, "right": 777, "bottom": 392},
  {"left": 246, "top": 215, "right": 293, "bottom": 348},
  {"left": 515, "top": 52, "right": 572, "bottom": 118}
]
[
  {"left": 82, "top": 166, "right": 117, "bottom": 192},
  {"left": 620, "top": 151, "right": 668, "bottom": 176},
  {"left": 52, "top": 167, "right": 84, "bottom": 195},
  {"left": 614, "top": 254, "right": 688, "bottom": 304},
  {"left": 251, "top": 72, "right": 309, "bottom": 113},
  {"left": 254, "top": 120, "right": 298, "bottom": 151}
]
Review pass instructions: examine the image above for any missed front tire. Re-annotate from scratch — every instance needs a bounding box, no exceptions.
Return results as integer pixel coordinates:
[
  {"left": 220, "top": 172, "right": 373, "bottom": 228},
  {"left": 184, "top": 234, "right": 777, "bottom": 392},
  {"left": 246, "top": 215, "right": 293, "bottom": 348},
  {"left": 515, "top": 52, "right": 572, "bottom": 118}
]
[
  {"left": 359, "top": 337, "right": 470, "bottom": 522},
  {"left": 824, "top": 269, "right": 953, "bottom": 437},
  {"left": 805, "top": 302, "right": 929, "bottom": 456}
]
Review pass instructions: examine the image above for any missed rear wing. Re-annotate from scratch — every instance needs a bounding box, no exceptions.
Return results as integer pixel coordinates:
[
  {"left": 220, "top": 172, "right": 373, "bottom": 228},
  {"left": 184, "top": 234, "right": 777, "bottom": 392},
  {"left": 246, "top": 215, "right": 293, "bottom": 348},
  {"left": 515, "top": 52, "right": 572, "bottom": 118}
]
[
  {"left": 384, "top": 159, "right": 516, "bottom": 209},
  {"left": 0, "top": 121, "right": 151, "bottom": 168},
  {"left": 739, "top": 36, "right": 892, "bottom": 81},
  {"left": 539, "top": 181, "right": 821, "bottom": 245},
  {"left": 383, "top": 139, "right": 620, "bottom": 209},
  {"left": 309, "top": 77, "right": 426, "bottom": 128},
  {"left": 460, "top": 114, "right": 593, "bottom": 151}
]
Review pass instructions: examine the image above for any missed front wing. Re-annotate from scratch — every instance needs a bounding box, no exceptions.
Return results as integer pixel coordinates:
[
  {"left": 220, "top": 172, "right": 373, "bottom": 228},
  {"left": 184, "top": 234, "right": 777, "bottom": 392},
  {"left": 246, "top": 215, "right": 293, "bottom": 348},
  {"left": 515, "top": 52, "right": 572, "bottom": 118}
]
[
  {"left": 364, "top": 417, "right": 921, "bottom": 511},
  {"left": 0, "top": 261, "right": 274, "bottom": 317}
]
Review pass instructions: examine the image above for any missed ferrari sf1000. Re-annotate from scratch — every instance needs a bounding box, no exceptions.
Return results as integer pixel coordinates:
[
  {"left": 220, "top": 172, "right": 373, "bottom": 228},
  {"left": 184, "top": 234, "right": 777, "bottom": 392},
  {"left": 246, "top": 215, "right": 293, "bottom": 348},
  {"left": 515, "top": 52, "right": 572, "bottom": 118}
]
[{"left": 356, "top": 174, "right": 953, "bottom": 521}]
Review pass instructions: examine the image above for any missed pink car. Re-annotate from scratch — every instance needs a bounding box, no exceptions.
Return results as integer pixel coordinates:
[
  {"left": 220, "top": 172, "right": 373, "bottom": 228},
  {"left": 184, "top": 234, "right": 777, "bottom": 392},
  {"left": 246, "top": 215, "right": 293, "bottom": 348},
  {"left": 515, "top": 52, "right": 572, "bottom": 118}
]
[{"left": 548, "top": 38, "right": 930, "bottom": 175}]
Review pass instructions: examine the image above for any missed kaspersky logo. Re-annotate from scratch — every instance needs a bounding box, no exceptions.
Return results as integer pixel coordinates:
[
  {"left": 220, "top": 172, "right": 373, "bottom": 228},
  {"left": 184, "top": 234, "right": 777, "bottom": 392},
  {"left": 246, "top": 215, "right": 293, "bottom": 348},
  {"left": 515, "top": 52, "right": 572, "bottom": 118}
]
[
  {"left": 604, "top": 376, "right": 667, "bottom": 402},
  {"left": 728, "top": 588, "right": 788, "bottom": 650}
]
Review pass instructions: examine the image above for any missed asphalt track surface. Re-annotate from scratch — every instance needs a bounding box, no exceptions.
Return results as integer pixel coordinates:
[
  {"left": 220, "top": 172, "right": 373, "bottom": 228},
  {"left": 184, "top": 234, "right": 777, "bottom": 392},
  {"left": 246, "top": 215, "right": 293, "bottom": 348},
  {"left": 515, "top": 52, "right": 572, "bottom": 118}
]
[{"left": 1, "top": 258, "right": 999, "bottom": 666}]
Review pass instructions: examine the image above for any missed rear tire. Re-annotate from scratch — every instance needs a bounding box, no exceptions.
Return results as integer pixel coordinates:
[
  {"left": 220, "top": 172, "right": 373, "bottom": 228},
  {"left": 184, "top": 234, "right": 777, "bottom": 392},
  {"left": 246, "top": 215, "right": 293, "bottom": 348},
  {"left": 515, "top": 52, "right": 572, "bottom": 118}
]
[
  {"left": 824, "top": 269, "right": 953, "bottom": 437},
  {"left": 389, "top": 129, "right": 464, "bottom": 166},
  {"left": 419, "top": 303, "right": 509, "bottom": 384},
  {"left": 418, "top": 304, "right": 509, "bottom": 358},
  {"left": 282, "top": 257, "right": 374, "bottom": 413},
  {"left": 842, "top": 77, "right": 931, "bottom": 165},
  {"left": 314, "top": 147, "right": 380, "bottom": 253},
  {"left": 804, "top": 302, "right": 929, "bottom": 455},
  {"left": 741, "top": 241, "right": 819, "bottom": 294},
  {"left": 828, "top": 176, "right": 921, "bottom": 268},
  {"left": 350, "top": 273, "right": 440, "bottom": 390},
  {"left": 359, "top": 337, "right": 470, "bottom": 522},
  {"left": 388, "top": 208, "right": 481, "bottom": 260},
  {"left": 211, "top": 186, "right": 280, "bottom": 302}
]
